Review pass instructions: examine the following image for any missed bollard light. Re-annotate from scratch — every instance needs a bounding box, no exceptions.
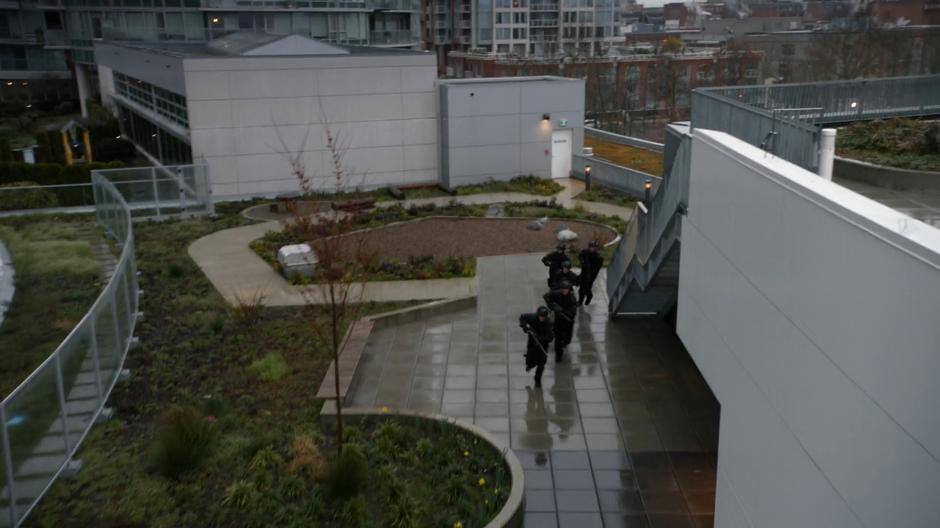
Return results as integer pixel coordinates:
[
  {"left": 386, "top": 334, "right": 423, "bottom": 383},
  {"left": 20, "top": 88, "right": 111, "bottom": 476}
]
[
  {"left": 584, "top": 164, "right": 592, "bottom": 191},
  {"left": 644, "top": 179, "right": 652, "bottom": 206}
]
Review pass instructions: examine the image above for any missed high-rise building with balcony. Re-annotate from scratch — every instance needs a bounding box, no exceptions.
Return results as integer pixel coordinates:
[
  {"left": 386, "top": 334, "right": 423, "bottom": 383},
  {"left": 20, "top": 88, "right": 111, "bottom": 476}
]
[
  {"left": 423, "top": 0, "right": 619, "bottom": 72},
  {"left": 0, "top": 0, "right": 421, "bottom": 113}
]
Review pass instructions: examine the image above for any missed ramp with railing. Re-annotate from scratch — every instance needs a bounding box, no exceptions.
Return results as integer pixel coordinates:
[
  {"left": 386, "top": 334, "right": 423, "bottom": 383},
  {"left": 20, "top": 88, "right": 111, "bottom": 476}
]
[
  {"left": 691, "top": 74, "right": 940, "bottom": 172},
  {"left": 606, "top": 124, "right": 690, "bottom": 316},
  {"left": 0, "top": 174, "right": 139, "bottom": 527},
  {"left": 0, "top": 163, "right": 212, "bottom": 526},
  {"left": 606, "top": 74, "right": 940, "bottom": 317}
]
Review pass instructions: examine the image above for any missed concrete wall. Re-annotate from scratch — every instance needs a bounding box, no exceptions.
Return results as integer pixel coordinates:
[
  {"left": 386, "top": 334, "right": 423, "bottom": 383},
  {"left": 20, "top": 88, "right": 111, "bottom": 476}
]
[
  {"left": 182, "top": 53, "right": 438, "bottom": 198},
  {"left": 571, "top": 154, "right": 661, "bottom": 199},
  {"left": 438, "top": 77, "right": 584, "bottom": 189},
  {"left": 834, "top": 156, "right": 940, "bottom": 194},
  {"left": 94, "top": 43, "right": 187, "bottom": 94},
  {"left": 677, "top": 129, "right": 940, "bottom": 528}
]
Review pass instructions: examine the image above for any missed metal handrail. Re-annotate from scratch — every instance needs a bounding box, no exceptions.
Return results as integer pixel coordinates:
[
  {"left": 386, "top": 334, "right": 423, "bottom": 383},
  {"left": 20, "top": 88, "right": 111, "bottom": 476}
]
[{"left": 0, "top": 175, "right": 139, "bottom": 527}]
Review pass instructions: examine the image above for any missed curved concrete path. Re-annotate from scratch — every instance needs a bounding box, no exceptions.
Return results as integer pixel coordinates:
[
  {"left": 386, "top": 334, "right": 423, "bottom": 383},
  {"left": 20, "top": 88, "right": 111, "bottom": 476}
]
[{"left": 189, "top": 179, "right": 634, "bottom": 306}]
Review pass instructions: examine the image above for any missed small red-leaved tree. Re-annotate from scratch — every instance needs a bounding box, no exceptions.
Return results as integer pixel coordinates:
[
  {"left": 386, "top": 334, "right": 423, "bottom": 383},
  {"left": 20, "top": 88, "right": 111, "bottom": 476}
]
[{"left": 276, "top": 119, "right": 372, "bottom": 457}]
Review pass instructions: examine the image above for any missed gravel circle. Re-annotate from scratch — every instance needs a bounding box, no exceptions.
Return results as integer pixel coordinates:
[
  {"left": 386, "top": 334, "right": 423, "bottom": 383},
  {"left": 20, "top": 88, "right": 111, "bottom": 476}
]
[{"left": 334, "top": 217, "right": 617, "bottom": 261}]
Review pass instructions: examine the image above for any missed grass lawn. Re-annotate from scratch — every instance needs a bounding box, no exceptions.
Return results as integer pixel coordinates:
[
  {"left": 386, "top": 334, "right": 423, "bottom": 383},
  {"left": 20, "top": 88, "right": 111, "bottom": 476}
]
[
  {"left": 837, "top": 119, "right": 940, "bottom": 172},
  {"left": 0, "top": 215, "right": 104, "bottom": 398},
  {"left": 28, "top": 204, "right": 509, "bottom": 528},
  {"left": 575, "top": 185, "right": 638, "bottom": 208},
  {"left": 585, "top": 136, "right": 664, "bottom": 175}
]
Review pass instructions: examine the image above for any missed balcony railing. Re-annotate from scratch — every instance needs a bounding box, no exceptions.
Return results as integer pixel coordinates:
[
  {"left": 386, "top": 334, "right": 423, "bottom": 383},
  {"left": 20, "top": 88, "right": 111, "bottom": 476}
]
[
  {"left": 530, "top": 2, "right": 559, "bottom": 10},
  {"left": 369, "top": 29, "right": 419, "bottom": 45},
  {"left": 0, "top": 57, "right": 68, "bottom": 72}
]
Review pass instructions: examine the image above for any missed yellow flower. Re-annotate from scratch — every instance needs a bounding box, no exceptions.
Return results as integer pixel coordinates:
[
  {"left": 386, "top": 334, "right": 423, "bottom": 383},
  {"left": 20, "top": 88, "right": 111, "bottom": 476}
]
[
  {"left": 453, "top": 523, "right": 464, "bottom": 528},
  {"left": 463, "top": 450, "right": 470, "bottom": 457},
  {"left": 478, "top": 477, "right": 486, "bottom": 486}
]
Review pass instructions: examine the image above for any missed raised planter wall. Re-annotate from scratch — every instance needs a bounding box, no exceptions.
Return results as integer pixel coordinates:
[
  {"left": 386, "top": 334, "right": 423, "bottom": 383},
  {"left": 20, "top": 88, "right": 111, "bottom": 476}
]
[
  {"left": 585, "top": 127, "right": 665, "bottom": 153},
  {"left": 319, "top": 405, "right": 526, "bottom": 528},
  {"left": 834, "top": 156, "right": 940, "bottom": 194}
]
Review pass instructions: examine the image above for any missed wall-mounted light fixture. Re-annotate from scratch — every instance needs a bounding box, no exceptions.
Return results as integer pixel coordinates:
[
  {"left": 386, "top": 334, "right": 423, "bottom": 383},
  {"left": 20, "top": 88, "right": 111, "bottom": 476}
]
[
  {"left": 542, "top": 113, "right": 550, "bottom": 121},
  {"left": 850, "top": 100, "right": 858, "bottom": 109},
  {"left": 211, "top": 17, "right": 220, "bottom": 23}
]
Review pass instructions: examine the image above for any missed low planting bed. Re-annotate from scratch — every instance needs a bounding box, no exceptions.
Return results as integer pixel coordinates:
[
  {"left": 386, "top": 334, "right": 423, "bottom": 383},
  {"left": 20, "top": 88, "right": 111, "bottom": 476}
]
[
  {"left": 0, "top": 215, "right": 104, "bottom": 397},
  {"left": 837, "top": 118, "right": 940, "bottom": 172},
  {"left": 251, "top": 210, "right": 618, "bottom": 283},
  {"left": 585, "top": 136, "right": 664, "bottom": 175},
  {"left": 574, "top": 185, "right": 638, "bottom": 208}
]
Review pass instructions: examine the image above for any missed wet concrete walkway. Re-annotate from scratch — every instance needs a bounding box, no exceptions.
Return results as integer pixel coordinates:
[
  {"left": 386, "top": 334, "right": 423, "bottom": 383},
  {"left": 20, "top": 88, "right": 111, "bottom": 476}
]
[{"left": 345, "top": 254, "right": 719, "bottom": 528}]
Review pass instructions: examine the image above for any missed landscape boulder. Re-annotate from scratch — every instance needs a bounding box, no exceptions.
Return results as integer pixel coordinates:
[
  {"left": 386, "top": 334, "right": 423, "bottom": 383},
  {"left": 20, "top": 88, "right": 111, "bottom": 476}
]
[{"left": 277, "top": 243, "right": 317, "bottom": 280}]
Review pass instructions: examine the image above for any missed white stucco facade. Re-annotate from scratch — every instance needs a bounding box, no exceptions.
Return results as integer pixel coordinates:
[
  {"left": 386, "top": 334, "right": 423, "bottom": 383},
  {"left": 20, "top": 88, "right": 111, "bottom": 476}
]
[
  {"left": 677, "top": 130, "right": 940, "bottom": 528},
  {"left": 184, "top": 53, "right": 439, "bottom": 199},
  {"left": 438, "top": 77, "right": 585, "bottom": 189}
]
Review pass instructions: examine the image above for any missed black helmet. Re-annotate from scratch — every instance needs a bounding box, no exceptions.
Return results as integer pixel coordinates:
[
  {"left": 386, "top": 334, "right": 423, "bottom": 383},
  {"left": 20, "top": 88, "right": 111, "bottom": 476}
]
[
  {"left": 588, "top": 240, "right": 599, "bottom": 248},
  {"left": 562, "top": 260, "right": 572, "bottom": 269},
  {"left": 537, "top": 306, "right": 550, "bottom": 317},
  {"left": 559, "top": 280, "right": 572, "bottom": 290},
  {"left": 556, "top": 243, "right": 566, "bottom": 251}
]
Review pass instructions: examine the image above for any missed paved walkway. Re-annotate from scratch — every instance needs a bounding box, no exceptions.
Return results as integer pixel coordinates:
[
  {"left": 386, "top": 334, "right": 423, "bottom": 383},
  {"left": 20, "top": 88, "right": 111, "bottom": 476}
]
[
  {"left": 835, "top": 178, "right": 940, "bottom": 228},
  {"left": 346, "top": 254, "right": 719, "bottom": 528},
  {"left": 189, "top": 179, "right": 634, "bottom": 306}
]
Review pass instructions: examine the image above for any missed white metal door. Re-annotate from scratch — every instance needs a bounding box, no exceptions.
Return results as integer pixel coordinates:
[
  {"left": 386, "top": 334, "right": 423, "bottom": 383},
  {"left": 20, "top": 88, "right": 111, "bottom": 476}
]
[{"left": 551, "top": 130, "right": 573, "bottom": 179}]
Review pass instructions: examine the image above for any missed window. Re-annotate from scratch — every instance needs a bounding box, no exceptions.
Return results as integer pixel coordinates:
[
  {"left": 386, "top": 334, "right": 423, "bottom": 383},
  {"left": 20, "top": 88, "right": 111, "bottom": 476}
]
[
  {"left": 496, "top": 12, "right": 510, "bottom": 24},
  {"left": 512, "top": 27, "right": 526, "bottom": 39},
  {"left": 44, "top": 12, "right": 63, "bottom": 30},
  {"left": 513, "top": 12, "right": 527, "bottom": 23},
  {"left": 745, "top": 68, "right": 759, "bottom": 79},
  {"left": 625, "top": 65, "right": 640, "bottom": 81},
  {"left": 113, "top": 72, "right": 188, "bottom": 128},
  {"left": 496, "top": 27, "right": 510, "bottom": 39}
]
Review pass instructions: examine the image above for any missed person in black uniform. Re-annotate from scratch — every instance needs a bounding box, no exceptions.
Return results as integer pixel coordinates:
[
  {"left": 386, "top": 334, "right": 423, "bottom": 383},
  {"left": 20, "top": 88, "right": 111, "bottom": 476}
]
[
  {"left": 577, "top": 240, "right": 604, "bottom": 305},
  {"left": 519, "top": 306, "right": 553, "bottom": 387},
  {"left": 543, "top": 281, "right": 577, "bottom": 362},
  {"left": 540, "top": 244, "right": 568, "bottom": 288},
  {"left": 550, "top": 259, "right": 580, "bottom": 291}
]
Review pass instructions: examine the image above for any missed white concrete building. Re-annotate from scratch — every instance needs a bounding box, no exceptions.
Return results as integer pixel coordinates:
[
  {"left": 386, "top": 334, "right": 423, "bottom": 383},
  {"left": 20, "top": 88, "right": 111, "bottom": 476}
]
[
  {"left": 438, "top": 77, "right": 585, "bottom": 188},
  {"left": 96, "top": 33, "right": 439, "bottom": 199},
  {"left": 95, "top": 33, "right": 586, "bottom": 199}
]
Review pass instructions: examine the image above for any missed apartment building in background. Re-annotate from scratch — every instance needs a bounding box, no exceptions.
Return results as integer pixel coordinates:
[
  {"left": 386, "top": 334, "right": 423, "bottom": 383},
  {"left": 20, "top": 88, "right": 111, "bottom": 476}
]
[
  {"left": 423, "top": 0, "right": 621, "bottom": 72},
  {"left": 0, "top": 0, "right": 421, "bottom": 111}
]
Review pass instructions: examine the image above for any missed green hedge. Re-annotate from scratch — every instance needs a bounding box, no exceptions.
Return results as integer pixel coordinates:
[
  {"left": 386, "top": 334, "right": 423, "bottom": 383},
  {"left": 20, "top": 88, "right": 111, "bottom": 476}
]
[
  {"left": 0, "top": 160, "right": 125, "bottom": 186},
  {"left": 0, "top": 181, "right": 59, "bottom": 211}
]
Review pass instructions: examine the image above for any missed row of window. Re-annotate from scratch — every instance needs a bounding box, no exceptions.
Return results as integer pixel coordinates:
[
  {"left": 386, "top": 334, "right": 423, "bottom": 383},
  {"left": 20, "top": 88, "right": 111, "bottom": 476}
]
[
  {"left": 495, "top": 12, "right": 527, "bottom": 24},
  {"left": 119, "top": 105, "right": 193, "bottom": 166},
  {"left": 114, "top": 72, "right": 189, "bottom": 128}
]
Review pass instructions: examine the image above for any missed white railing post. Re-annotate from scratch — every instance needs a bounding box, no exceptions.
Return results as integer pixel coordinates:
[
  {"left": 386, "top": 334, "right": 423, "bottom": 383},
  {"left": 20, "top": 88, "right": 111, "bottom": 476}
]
[
  {"left": 0, "top": 405, "right": 17, "bottom": 526},
  {"left": 53, "top": 354, "right": 71, "bottom": 454},
  {"left": 88, "top": 314, "right": 104, "bottom": 403},
  {"left": 817, "top": 128, "right": 837, "bottom": 181},
  {"left": 151, "top": 167, "right": 162, "bottom": 220}
]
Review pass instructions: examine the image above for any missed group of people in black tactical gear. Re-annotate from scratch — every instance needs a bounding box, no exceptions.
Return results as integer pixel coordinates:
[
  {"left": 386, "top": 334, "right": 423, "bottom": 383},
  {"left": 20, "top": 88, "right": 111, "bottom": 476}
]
[{"left": 518, "top": 240, "right": 605, "bottom": 387}]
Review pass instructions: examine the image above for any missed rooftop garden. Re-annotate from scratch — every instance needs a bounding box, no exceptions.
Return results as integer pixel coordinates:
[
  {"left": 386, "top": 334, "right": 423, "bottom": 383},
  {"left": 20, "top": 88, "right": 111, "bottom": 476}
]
[
  {"left": 585, "top": 136, "right": 664, "bottom": 175},
  {"left": 574, "top": 184, "right": 639, "bottom": 209},
  {"left": 28, "top": 204, "right": 510, "bottom": 528},
  {"left": 0, "top": 216, "right": 104, "bottom": 398},
  {"left": 837, "top": 118, "right": 940, "bottom": 172},
  {"left": 302, "top": 175, "right": 564, "bottom": 204}
]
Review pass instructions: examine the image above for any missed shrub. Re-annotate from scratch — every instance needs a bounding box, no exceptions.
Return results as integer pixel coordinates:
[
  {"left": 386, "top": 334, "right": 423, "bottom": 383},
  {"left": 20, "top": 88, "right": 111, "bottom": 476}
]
[
  {"left": 326, "top": 444, "right": 368, "bottom": 498},
  {"left": 222, "top": 479, "right": 259, "bottom": 509},
  {"left": 232, "top": 290, "right": 266, "bottom": 327},
  {"left": 287, "top": 433, "right": 326, "bottom": 480},
  {"left": 247, "top": 353, "right": 290, "bottom": 382},
  {"left": 0, "top": 181, "right": 59, "bottom": 211},
  {"left": 149, "top": 405, "right": 218, "bottom": 479}
]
